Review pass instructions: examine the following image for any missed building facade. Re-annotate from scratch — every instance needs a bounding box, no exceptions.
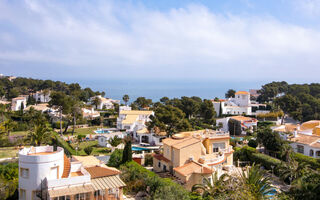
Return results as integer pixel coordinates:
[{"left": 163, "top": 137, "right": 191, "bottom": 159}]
[
  {"left": 11, "top": 96, "right": 27, "bottom": 111},
  {"left": 153, "top": 130, "right": 233, "bottom": 190},
  {"left": 18, "top": 146, "right": 125, "bottom": 200}
]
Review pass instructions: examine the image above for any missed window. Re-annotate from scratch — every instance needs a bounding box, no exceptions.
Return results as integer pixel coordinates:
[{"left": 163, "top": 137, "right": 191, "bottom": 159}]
[
  {"left": 20, "top": 189, "right": 26, "bottom": 200},
  {"left": 158, "top": 162, "right": 161, "bottom": 168},
  {"left": 49, "top": 166, "right": 59, "bottom": 180},
  {"left": 163, "top": 165, "right": 167, "bottom": 171},
  {"left": 213, "top": 143, "right": 225, "bottom": 153},
  {"left": 310, "top": 149, "right": 314, "bottom": 156},
  {"left": 297, "top": 145, "right": 304, "bottom": 154},
  {"left": 317, "top": 151, "right": 320, "bottom": 157},
  {"left": 20, "top": 168, "right": 29, "bottom": 179},
  {"left": 213, "top": 147, "right": 219, "bottom": 152}
]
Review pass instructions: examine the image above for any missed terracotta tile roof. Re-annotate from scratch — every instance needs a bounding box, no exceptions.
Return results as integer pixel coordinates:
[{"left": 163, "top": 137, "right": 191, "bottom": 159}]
[
  {"left": 235, "top": 91, "right": 249, "bottom": 95},
  {"left": 301, "top": 120, "right": 320, "bottom": 131},
  {"left": 85, "top": 166, "right": 120, "bottom": 178},
  {"left": 72, "top": 156, "right": 103, "bottom": 167},
  {"left": 231, "top": 115, "right": 257, "bottom": 122},
  {"left": 174, "top": 161, "right": 213, "bottom": 177},
  {"left": 163, "top": 137, "right": 200, "bottom": 149},
  {"left": 153, "top": 154, "right": 171, "bottom": 163},
  {"left": 290, "top": 134, "right": 320, "bottom": 148}
]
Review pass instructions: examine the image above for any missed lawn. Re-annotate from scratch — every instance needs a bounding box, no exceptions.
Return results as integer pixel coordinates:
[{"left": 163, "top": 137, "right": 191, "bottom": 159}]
[
  {"left": 63, "top": 126, "right": 109, "bottom": 136},
  {"left": 70, "top": 140, "right": 111, "bottom": 156},
  {"left": 0, "top": 147, "right": 19, "bottom": 158}
]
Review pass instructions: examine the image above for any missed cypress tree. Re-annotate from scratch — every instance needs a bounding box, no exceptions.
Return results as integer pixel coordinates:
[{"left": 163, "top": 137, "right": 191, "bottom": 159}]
[{"left": 122, "top": 136, "right": 132, "bottom": 164}]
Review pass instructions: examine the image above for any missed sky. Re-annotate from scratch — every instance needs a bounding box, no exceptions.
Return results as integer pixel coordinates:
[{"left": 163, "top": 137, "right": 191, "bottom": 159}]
[{"left": 0, "top": 0, "right": 320, "bottom": 84}]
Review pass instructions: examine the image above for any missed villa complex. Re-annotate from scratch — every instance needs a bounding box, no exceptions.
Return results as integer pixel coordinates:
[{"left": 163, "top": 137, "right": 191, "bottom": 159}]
[
  {"left": 153, "top": 130, "right": 233, "bottom": 190},
  {"left": 273, "top": 120, "right": 320, "bottom": 158},
  {"left": 212, "top": 91, "right": 269, "bottom": 116},
  {"left": 18, "top": 146, "right": 125, "bottom": 200},
  {"left": 217, "top": 115, "right": 258, "bottom": 135},
  {"left": 88, "top": 95, "right": 120, "bottom": 110}
]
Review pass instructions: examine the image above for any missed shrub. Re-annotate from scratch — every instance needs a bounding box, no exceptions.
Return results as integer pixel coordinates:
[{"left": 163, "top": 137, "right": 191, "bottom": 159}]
[
  {"left": 107, "top": 149, "right": 123, "bottom": 168},
  {"left": 249, "top": 153, "right": 281, "bottom": 175},
  {"left": 292, "top": 152, "right": 320, "bottom": 170},
  {"left": 84, "top": 146, "right": 93, "bottom": 155},
  {"left": 120, "top": 161, "right": 190, "bottom": 199},
  {"left": 248, "top": 139, "right": 258, "bottom": 148},
  {"left": 234, "top": 146, "right": 257, "bottom": 162},
  {"left": 144, "top": 154, "right": 153, "bottom": 166}
]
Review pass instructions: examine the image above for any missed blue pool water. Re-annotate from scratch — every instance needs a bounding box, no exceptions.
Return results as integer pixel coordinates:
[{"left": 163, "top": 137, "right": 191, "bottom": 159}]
[
  {"left": 231, "top": 136, "right": 244, "bottom": 141},
  {"left": 132, "top": 146, "right": 150, "bottom": 151},
  {"left": 95, "top": 130, "right": 110, "bottom": 134}
]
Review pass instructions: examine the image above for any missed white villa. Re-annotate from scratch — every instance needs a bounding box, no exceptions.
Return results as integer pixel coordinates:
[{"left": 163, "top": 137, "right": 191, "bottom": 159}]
[
  {"left": 97, "top": 132, "right": 126, "bottom": 148},
  {"left": 33, "top": 90, "right": 51, "bottom": 103},
  {"left": 88, "top": 95, "right": 120, "bottom": 110},
  {"left": 11, "top": 96, "right": 27, "bottom": 111},
  {"left": 212, "top": 91, "right": 269, "bottom": 116},
  {"left": 82, "top": 107, "right": 100, "bottom": 119},
  {"left": 216, "top": 116, "right": 258, "bottom": 135},
  {"left": 18, "top": 146, "right": 125, "bottom": 200},
  {"left": 273, "top": 120, "right": 320, "bottom": 158}
]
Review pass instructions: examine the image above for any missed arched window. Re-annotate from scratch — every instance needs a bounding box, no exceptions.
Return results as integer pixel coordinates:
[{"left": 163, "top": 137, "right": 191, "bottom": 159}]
[{"left": 310, "top": 149, "right": 314, "bottom": 157}]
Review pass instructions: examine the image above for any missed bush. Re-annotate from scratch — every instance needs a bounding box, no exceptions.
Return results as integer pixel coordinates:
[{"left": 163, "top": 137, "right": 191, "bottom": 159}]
[
  {"left": 292, "top": 152, "right": 320, "bottom": 170},
  {"left": 248, "top": 139, "right": 258, "bottom": 148},
  {"left": 249, "top": 153, "right": 281, "bottom": 175},
  {"left": 234, "top": 146, "right": 257, "bottom": 162},
  {"left": 120, "top": 161, "right": 190, "bottom": 199},
  {"left": 84, "top": 146, "right": 93, "bottom": 155},
  {"left": 107, "top": 149, "right": 123, "bottom": 168},
  {"left": 0, "top": 162, "right": 19, "bottom": 199},
  {"left": 144, "top": 154, "right": 153, "bottom": 166}
]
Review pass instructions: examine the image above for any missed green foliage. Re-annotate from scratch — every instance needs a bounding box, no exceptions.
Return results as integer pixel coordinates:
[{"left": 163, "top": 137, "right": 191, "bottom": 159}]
[
  {"left": 225, "top": 89, "right": 236, "bottom": 98},
  {"left": 122, "top": 137, "right": 132, "bottom": 164},
  {"left": 84, "top": 146, "right": 93, "bottom": 155},
  {"left": 122, "top": 94, "right": 129, "bottom": 105},
  {"left": 0, "top": 162, "right": 19, "bottom": 200},
  {"left": 233, "top": 146, "right": 257, "bottom": 161},
  {"left": 228, "top": 118, "right": 242, "bottom": 136},
  {"left": 108, "top": 136, "right": 122, "bottom": 147},
  {"left": 248, "top": 139, "right": 258, "bottom": 148},
  {"left": 133, "top": 97, "right": 153, "bottom": 109},
  {"left": 120, "top": 161, "right": 190, "bottom": 199},
  {"left": 292, "top": 152, "right": 320, "bottom": 170},
  {"left": 144, "top": 154, "right": 153, "bottom": 166},
  {"left": 257, "top": 127, "right": 283, "bottom": 155},
  {"left": 107, "top": 149, "right": 123, "bottom": 168},
  {"left": 27, "top": 124, "right": 51, "bottom": 146},
  {"left": 249, "top": 153, "right": 281, "bottom": 175}
]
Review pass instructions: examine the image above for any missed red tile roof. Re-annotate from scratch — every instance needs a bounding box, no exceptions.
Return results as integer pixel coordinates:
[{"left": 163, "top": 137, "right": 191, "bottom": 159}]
[
  {"left": 85, "top": 166, "right": 120, "bottom": 178},
  {"left": 153, "top": 154, "right": 171, "bottom": 163}
]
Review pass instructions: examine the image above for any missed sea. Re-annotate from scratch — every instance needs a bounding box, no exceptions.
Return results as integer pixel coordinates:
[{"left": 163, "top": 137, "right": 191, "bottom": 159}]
[{"left": 70, "top": 79, "right": 267, "bottom": 103}]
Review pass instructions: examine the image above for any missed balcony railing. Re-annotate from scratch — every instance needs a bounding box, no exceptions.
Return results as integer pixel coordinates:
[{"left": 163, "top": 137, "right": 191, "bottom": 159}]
[{"left": 199, "top": 147, "right": 233, "bottom": 165}]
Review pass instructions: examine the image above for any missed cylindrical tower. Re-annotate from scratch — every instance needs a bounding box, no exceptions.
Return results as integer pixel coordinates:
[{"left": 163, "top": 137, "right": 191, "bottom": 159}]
[{"left": 18, "top": 146, "right": 64, "bottom": 200}]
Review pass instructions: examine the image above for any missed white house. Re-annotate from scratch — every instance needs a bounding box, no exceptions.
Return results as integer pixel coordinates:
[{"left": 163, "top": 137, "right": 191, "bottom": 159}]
[
  {"left": 216, "top": 116, "right": 258, "bottom": 135},
  {"left": 88, "top": 95, "right": 120, "bottom": 110},
  {"left": 11, "top": 96, "right": 27, "bottom": 111},
  {"left": 97, "top": 132, "right": 126, "bottom": 147},
  {"left": 135, "top": 128, "right": 166, "bottom": 146},
  {"left": 33, "top": 90, "right": 51, "bottom": 103},
  {"left": 117, "top": 109, "right": 154, "bottom": 142},
  {"left": 82, "top": 107, "right": 100, "bottom": 119},
  {"left": 212, "top": 91, "right": 270, "bottom": 116},
  {"left": 18, "top": 146, "right": 126, "bottom": 200}
]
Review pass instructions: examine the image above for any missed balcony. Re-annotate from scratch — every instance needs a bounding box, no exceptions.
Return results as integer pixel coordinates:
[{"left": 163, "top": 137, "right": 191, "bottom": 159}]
[{"left": 199, "top": 147, "right": 233, "bottom": 165}]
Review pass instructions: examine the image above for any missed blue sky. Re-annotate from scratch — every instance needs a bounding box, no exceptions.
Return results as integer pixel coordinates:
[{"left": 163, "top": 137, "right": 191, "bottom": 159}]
[{"left": 0, "top": 0, "right": 320, "bottom": 83}]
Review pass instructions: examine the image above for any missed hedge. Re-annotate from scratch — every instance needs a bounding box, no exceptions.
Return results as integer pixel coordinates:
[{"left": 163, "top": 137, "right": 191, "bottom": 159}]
[
  {"left": 52, "top": 132, "right": 76, "bottom": 156},
  {"left": 249, "top": 153, "right": 282, "bottom": 175},
  {"left": 292, "top": 152, "right": 320, "bottom": 170}
]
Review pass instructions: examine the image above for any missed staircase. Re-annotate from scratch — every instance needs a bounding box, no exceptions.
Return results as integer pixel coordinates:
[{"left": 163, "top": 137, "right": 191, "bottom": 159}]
[{"left": 61, "top": 154, "right": 71, "bottom": 178}]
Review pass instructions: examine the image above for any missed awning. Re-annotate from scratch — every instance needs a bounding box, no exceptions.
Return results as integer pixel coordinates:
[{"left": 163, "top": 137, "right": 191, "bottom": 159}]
[
  {"left": 48, "top": 184, "right": 94, "bottom": 198},
  {"left": 91, "top": 175, "right": 126, "bottom": 191}
]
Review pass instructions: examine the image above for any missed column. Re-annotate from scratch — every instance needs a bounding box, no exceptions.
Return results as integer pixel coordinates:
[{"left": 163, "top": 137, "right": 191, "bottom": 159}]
[
  {"left": 104, "top": 189, "right": 109, "bottom": 200},
  {"left": 70, "top": 194, "right": 75, "bottom": 200},
  {"left": 119, "top": 187, "right": 123, "bottom": 200},
  {"left": 89, "top": 192, "right": 94, "bottom": 200}
]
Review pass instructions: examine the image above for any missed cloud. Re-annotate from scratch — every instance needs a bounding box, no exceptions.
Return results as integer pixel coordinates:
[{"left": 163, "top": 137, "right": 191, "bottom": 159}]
[
  {"left": 0, "top": 0, "right": 320, "bottom": 82},
  {"left": 293, "top": 0, "right": 320, "bottom": 17}
]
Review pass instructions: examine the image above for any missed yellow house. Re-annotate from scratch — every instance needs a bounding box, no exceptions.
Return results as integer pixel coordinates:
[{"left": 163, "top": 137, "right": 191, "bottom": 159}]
[{"left": 153, "top": 130, "right": 233, "bottom": 190}]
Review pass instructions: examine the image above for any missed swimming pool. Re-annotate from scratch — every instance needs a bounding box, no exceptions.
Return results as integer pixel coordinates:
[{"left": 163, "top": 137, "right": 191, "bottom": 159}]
[
  {"left": 132, "top": 146, "right": 150, "bottom": 151},
  {"left": 231, "top": 136, "right": 244, "bottom": 141},
  {"left": 94, "top": 130, "right": 110, "bottom": 134}
]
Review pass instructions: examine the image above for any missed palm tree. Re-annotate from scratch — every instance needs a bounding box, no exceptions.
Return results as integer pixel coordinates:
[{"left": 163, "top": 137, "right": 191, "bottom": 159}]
[
  {"left": 240, "top": 163, "right": 275, "bottom": 199},
  {"left": 27, "top": 123, "right": 51, "bottom": 146},
  {"left": 279, "top": 157, "right": 310, "bottom": 184},
  {"left": 122, "top": 94, "right": 129, "bottom": 106},
  {"left": 2, "top": 119, "right": 16, "bottom": 136},
  {"left": 192, "top": 172, "right": 233, "bottom": 199}
]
